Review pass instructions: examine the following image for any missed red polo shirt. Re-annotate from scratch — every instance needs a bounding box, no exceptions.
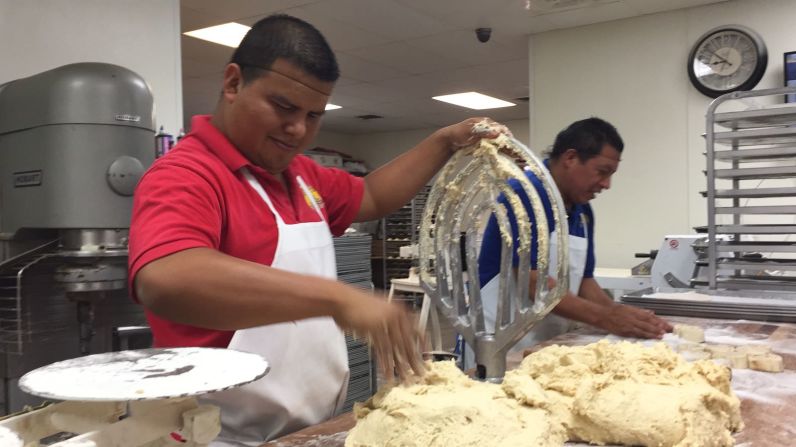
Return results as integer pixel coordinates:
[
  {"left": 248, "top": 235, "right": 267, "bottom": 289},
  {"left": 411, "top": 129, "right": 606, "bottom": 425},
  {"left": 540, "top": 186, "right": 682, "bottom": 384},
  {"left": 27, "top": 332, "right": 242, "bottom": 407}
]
[{"left": 128, "top": 115, "right": 364, "bottom": 348}]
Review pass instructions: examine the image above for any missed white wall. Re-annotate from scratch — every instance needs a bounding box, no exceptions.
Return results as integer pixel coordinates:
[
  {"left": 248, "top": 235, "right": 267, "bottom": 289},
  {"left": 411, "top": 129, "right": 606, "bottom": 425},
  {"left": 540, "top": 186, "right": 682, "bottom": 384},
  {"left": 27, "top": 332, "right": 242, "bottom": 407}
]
[
  {"left": 0, "top": 0, "right": 183, "bottom": 133},
  {"left": 318, "top": 118, "right": 530, "bottom": 169},
  {"left": 530, "top": 0, "right": 796, "bottom": 268}
]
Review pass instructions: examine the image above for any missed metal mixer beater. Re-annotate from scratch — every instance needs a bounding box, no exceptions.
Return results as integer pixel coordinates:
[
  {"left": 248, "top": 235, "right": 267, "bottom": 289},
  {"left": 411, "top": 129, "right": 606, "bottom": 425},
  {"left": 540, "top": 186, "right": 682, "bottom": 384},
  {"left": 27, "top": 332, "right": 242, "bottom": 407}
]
[{"left": 419, "top": 128, "right": 569, "bottom": 382}]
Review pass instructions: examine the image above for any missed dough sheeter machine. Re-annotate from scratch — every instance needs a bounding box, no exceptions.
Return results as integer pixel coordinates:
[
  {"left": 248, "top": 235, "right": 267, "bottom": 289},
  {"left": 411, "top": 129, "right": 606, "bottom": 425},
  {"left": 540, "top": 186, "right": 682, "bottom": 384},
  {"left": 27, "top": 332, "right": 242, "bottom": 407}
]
[
  {"left": 0, "top": 347, "right": 269, "bottom": 446},
  {"left": 418, "top": 125, "right": 570, "bottom": 382}
]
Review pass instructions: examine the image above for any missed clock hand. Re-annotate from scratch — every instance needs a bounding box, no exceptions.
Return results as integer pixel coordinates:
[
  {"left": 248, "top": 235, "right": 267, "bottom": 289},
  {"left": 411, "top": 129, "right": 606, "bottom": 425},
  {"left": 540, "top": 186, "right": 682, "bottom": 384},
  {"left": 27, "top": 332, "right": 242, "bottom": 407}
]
[{"left": 711, "top": 50, "right": 733, "bottom": 67}]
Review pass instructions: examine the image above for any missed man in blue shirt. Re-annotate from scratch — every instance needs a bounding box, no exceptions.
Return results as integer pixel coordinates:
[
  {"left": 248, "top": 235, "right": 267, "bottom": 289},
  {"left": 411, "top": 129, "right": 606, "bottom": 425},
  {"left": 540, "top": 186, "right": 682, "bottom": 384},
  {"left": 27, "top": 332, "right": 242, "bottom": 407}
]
[{"left": 478, "top": 118, "right": 671, "bottom": 352}]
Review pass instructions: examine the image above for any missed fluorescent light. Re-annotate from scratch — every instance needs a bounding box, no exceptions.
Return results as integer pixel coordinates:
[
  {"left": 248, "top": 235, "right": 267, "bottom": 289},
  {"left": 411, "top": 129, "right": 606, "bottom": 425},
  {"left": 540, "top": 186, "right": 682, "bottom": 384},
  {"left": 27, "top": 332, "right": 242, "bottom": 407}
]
[
  {"left": 432, "top": 92, "right": 516, "bottom": 110},
  {"left": 184, "top": 23, "right": 251, "bottom": 48},
  {"left": 325, "top": 103, "right": 342, "bottom": 111}
]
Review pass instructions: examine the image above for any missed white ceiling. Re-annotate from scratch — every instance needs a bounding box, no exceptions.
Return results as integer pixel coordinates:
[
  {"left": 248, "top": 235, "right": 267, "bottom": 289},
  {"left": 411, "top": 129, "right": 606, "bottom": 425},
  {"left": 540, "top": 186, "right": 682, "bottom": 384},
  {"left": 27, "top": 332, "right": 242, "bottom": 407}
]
[{"left": 181, "top": 0, "right": 727, "bottom": 134}]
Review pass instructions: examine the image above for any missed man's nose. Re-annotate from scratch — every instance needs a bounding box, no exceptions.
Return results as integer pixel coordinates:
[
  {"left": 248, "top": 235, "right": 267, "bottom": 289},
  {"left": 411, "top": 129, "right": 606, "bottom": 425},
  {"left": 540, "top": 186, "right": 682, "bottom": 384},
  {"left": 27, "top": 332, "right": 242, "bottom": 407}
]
[
  {"left": 599, "top": 176, "right": 611, "bottom": 190},
  {"left": 284, "top": 117, "right": 306, "bottom": 139}
]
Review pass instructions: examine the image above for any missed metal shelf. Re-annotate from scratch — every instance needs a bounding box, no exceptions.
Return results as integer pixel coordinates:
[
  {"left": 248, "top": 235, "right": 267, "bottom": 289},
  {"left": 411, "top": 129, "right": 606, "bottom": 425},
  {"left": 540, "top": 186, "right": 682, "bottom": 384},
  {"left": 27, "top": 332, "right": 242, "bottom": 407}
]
[
  {"left": 701, "top": 187, "right": 796, "bottom": 198},
  {"left": 716, "top": 259, "right": 796, "bottom": 271},
  {"left": 714, "top": 104, "right": 796, "bottom": 129},
  {"left": 712, "top": 165, "right": 796, "bottom": 180},
  {"left": 696, "top": 276, "right": 796, "bottom": 291},
  {"left": 714, "top": 205, "right": 796, "bottom": 214},
  {"left": 716, "top": 224, "right": 796, "bottom": 234},
  {"left": 715, "top": 241, "right": 796, "bottom": 253},
  {"left": 712, "top": 145, "right": 796, "bottom": 160},
  {"left": 714, "top": 126, "right": 796, "bottom": 146}
]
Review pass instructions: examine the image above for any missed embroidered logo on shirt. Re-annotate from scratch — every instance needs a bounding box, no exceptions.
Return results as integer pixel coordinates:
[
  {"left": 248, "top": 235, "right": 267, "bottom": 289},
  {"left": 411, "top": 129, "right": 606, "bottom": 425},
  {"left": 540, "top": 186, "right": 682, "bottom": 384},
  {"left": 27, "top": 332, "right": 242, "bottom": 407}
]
[{"left": 304, "top": 185, "right": 325, "bottom": 209}]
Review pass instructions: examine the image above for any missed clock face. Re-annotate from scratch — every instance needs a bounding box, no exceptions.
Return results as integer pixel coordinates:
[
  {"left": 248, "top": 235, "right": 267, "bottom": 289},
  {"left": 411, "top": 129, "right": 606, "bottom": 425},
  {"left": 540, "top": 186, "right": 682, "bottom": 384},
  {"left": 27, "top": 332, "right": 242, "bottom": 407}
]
[{"left": 688, "top": 26, "right": 768, "bottom": 98}]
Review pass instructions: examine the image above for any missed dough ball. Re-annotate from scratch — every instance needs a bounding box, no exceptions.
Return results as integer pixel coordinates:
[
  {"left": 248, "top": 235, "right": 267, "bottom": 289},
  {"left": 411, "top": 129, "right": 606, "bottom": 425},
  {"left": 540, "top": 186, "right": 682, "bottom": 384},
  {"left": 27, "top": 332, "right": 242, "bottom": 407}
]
[
  {"left": 673, "top": 324, "right": 705, "bottom": 343},
  {"left": 748, "top": 353, "right": 784, "bottom": 373},
  {"left": 723, "top": 351, "right": 748, "bottom": 369},
  {"left": 736, "top": 344, "right": 771, "bottom": 355},
  {"left": 705, "top": 344, "right": 735, "bottom": 357}
]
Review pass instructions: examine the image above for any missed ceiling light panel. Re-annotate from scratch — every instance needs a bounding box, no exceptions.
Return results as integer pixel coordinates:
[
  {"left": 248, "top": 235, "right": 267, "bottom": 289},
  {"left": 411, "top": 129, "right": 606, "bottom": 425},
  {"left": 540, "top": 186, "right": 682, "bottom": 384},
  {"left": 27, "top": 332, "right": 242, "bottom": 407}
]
[
  {"left": 184, "top": 23, "right": 251, "bottom": 48},
  {"left": 432, "top": 92, "right": 516, "bottom": 110}
]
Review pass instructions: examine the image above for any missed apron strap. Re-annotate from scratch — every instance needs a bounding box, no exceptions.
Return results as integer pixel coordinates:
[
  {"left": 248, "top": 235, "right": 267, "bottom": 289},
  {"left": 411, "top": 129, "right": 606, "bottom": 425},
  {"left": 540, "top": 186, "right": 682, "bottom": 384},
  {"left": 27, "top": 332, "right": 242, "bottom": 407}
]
[
  {"left": 240, "top": 167, "right": 285, "bottom": 225},
  {"left": 580, "top": 212, "right": 589, "bottom": 240}
]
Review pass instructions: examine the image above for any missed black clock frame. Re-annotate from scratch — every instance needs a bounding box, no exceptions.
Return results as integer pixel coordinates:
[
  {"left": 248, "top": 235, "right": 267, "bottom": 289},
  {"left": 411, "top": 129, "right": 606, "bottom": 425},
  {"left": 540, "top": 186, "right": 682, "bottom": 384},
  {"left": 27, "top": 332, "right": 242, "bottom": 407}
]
[{"left": 687, "top": 25, "right": 768, "bottom": 98}]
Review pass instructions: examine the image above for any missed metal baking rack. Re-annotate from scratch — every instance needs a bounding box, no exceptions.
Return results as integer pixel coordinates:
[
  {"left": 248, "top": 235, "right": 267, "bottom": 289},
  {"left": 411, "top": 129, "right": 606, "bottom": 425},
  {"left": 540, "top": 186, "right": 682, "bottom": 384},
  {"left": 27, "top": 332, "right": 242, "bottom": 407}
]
[{"left": 702, "top": 86, "right": 796, "bottom": 291}]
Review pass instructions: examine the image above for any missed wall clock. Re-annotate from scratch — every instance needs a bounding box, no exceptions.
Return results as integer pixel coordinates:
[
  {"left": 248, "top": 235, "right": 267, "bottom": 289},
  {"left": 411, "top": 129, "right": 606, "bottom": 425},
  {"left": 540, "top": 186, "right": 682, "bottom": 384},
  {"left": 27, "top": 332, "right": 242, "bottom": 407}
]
[{"left": 687, "top": 25, "right": 768, "bottom": 98}]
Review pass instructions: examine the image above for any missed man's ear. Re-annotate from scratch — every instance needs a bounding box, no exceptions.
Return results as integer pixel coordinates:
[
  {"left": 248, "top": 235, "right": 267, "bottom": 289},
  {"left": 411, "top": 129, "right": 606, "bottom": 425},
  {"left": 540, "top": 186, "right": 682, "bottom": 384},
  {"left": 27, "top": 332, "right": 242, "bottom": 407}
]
[
  {"left": 561, "top": 148, "right": 580, "bottom": 168},
  {"left": 220, "top": 63, "right": 244, "bottom": 102}
]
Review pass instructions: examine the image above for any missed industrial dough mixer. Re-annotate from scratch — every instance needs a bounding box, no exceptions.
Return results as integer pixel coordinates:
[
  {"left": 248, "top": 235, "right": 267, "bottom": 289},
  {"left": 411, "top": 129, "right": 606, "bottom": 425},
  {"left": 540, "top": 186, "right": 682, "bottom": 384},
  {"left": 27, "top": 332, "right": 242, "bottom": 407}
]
[{"left": 419, "top": 125, "right": 569, "bottom": 382}]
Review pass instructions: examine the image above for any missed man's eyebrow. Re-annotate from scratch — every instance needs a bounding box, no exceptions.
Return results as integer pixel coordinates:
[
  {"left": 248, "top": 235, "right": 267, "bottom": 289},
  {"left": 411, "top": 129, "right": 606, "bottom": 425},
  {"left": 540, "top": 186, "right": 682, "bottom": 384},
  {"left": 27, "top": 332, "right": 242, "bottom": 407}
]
[
  {"left": 268, "top": 94, "right": 325, "bottom": 115},
  {"left": 268, "top": 94, "right": 296, "bottom": 107}
]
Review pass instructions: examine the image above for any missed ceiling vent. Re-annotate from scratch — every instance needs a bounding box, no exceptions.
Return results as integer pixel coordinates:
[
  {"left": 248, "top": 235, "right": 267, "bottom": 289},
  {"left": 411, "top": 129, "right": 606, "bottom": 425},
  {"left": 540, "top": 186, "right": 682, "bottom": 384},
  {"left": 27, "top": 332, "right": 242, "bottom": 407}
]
[
  {"left": 526, "top": 0, "right": 620, "bottom": 14},
  {"left": 356, "top": 114, "right": 384, "bottom": 120}
]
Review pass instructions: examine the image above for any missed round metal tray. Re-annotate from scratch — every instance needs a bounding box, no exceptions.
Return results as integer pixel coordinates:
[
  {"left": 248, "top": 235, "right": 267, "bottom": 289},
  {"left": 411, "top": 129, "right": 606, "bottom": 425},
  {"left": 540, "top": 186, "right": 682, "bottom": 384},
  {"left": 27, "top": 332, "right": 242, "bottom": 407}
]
[{"left": 19, "top": 347, "right": 269, "bottom": 401}]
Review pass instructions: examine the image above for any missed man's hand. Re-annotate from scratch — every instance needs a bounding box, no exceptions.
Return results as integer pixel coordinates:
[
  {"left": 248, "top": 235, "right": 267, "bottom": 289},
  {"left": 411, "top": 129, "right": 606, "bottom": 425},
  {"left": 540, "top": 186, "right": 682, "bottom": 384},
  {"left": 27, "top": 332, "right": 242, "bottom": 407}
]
[
  {"left": 333, "top": 290, "right": 425, "bottom": 382},
  {"left": 597, "top": 303, "right": 673, "bottom": 339},
  {"left": 439, "top": 117, "right": 512, "bottom": 151}
]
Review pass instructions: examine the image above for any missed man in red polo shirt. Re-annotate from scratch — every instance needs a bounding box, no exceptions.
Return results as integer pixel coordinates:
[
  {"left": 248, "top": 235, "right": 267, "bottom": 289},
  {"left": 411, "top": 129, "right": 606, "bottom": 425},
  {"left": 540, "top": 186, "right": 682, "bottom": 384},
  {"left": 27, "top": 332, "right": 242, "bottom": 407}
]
[{"left": 129, "top": 14, "right": 508, "bottom": 446}]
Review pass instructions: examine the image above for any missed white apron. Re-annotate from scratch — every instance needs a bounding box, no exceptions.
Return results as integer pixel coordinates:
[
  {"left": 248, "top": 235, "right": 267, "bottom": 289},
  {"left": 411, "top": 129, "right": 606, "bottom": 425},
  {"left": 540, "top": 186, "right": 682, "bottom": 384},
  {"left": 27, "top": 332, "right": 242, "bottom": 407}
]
[
  {"left": 479, "top": 214, "right": 589, "bottom": 356},
  {"left": 204, "top": 168, "right": 349, "bottom": 446}
]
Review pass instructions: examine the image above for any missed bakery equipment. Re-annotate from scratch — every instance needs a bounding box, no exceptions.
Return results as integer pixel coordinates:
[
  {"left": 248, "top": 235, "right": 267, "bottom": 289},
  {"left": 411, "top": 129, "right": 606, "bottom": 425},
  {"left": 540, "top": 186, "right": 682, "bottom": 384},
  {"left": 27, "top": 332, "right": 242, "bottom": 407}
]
[
  {"left": 622, "top": 287, "right": 796, "bottom": 323},
  {"left": 419, "top": 129, "right": 568, "bottom": 382},
  {"left": 598, "top": 233, "right": 737, "bottom": 299},
  {"left": 0, "top": 62, "right": 155, "bottom": 413},
  {"left": 0, "top": 347, "right": 269, "bottom": 446},
  {"left": 704, "top": 86, "right": 796, "bottom": 291}
]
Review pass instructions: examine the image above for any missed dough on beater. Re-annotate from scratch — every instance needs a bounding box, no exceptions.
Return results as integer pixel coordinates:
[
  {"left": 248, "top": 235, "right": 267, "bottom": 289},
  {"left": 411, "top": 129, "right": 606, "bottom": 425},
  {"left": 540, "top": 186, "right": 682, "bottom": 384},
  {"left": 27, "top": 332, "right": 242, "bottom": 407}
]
[
  {"left": 673, "top": 324, "right": 705, "bottom": 343},
  {"left": 748, "top": 353, "right": 784, "bottom": 373},
  {"left": 346, "top": 341, "right": 743, "bottom": 447}
]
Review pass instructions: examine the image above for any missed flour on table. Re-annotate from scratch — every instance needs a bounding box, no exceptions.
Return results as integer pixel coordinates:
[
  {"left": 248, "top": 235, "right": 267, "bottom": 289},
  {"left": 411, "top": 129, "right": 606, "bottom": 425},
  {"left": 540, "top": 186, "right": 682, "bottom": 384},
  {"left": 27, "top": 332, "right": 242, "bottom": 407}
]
[{"left": 346, "top": 341, "right": 742, "bottom": 447}]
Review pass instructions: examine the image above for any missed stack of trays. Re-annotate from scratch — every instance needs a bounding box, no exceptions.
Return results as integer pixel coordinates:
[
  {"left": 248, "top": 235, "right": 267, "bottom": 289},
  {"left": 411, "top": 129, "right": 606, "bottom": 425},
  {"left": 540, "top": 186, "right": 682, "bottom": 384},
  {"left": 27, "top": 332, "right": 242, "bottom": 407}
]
[
  {"left": 621, "top": 287, "right": 796, "bottom": 323},
  {"left": 334, "top": 232, "right": 375, "bottom": 411},
  {"left": 342, "top": 334, "right": 372, "bottom": 412},
  {"left": 334, "top": 232, "right": 372, "bottom": 291}
]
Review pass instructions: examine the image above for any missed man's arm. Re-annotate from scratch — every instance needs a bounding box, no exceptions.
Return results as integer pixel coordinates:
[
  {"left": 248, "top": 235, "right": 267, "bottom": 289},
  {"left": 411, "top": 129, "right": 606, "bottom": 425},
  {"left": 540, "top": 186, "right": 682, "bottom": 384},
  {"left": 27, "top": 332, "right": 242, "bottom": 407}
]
[
  {"left": 578, "top": 277, "right": 616, "bottom": 307},
  {"left": 532, "top": 273, "right": 671, "bottom": 338},
  {"left": 135, "top": 247, "right": 423, "bottom": 380},
  {"left": 355, "top": 118, "right": 509, "bottom": 221}
]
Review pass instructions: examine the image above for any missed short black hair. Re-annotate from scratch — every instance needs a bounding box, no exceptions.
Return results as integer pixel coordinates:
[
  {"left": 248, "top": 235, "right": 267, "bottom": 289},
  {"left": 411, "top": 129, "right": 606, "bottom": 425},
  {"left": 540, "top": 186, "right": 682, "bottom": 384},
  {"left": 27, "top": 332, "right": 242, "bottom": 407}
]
[
  {"left": 230, "top": 14, "right": 340, "bottom": 84},
  {"left": 548, "top": 117, "right": 624, "bottom": 161}
]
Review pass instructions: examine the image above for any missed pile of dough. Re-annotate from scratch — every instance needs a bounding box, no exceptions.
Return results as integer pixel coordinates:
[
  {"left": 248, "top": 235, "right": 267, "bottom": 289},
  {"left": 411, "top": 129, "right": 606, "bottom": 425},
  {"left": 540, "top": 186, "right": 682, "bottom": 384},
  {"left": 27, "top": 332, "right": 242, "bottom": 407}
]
[
  {"left": 345, "top": 361, "right": 566, "bottom": 447},
  {"left": 509, "top": 341, "right": 743, "bottom": 446},
  {"left": 346, "top": 341, "right": 743, "bottom": 447}
]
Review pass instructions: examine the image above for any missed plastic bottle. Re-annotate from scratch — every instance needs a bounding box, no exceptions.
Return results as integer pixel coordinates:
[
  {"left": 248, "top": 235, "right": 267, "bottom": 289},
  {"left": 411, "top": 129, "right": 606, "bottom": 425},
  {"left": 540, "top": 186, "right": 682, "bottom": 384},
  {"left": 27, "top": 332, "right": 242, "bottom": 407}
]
[{"left": 155, "top": 125, "right": 174, "bottom": 158}]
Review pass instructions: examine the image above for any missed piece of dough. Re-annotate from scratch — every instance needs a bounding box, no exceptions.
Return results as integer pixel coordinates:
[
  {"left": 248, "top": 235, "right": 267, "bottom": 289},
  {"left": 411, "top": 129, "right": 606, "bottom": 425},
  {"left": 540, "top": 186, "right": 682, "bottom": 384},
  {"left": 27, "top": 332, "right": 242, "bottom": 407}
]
[
  {"left": 748, "top": 353, "right": 784, "bottom": 373},
  {"left": 347, "top": 341, "right": 743, "bottom": 447},
  {"left": 736, "top": 344, "right": 772, "bottom": 355},
  {"left": 705, "top": 344, "right": 735, "bottom": 357},
  {"left": 723, "top": 351, "right": 749, "bottom": 369},
  {"left": 673, "top": 324, "right": 705, "bottom": 343}
]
